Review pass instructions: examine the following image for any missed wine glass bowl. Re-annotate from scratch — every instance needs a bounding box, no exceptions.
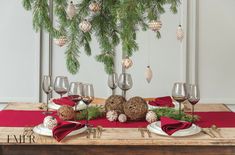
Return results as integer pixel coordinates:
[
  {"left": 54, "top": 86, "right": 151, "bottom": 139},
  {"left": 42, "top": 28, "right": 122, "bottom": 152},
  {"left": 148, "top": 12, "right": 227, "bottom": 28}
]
[
  {"left": 118, "top": 73, "right": 133, "bottom": 98},
  {"left": 68, "top": 82, "right": 83, "bottom": 113},
  {"left": 188, "top": 84, "right": 200, "bottom": 122},
  {"left": 54, "top": 76, "right": 69, "bottom": 98},
  {"left": 42, "top": 75, "right": 53, "bottom": 115},
  {"left": 172, "top": 82, "right": 188, "bottom": 116},
  {"left": 108, "top": 73, "right": 118, "bottom": 95}
]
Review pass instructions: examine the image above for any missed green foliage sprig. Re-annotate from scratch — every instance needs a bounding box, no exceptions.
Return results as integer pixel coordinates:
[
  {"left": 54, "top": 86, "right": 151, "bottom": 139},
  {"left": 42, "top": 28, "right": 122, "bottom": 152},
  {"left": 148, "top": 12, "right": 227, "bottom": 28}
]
[
  {"left": 151, "top": 108, "right": 199, "bottom": 122},
  {"left": 76, "top": 105, "right": 105, "bottom": 120},
  {"left": 22, "top": 0, "right": 180, "bottom": 75}
]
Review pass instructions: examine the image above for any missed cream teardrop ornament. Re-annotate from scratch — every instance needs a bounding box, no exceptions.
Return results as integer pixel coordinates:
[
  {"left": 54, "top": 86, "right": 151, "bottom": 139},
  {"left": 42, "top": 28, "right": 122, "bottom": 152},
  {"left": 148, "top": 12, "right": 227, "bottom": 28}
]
[
  {"left": 176, "top": 25, "right": 184, "bottom": 42},
  {"left": 79, "top": 20, "right": 92, "bottom": 33},
  {"left": 122, "top": 57, "right": 133, "bottom": 69},
  {"left": 54, "top": 36, "right": 67, "bottom": 47},
  {"left": 66, "top": 1, "right": 76, "bottom": 20},
  {"left": 145, "top": 66, "right": 153, "bottom": 83},
  {"left": 89, "top": 1, "right": 101, "bottom": 13}
]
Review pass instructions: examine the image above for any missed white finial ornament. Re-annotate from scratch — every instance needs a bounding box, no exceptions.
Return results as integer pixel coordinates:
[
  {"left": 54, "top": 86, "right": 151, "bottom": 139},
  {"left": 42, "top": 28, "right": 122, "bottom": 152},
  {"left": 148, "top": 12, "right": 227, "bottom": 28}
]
[
  {"left": 122, "top": 57, "right": 133, "bottom": 69},
  {"left": 176, "top": 25, "right": 184, "bottom": 42},
  {"left": 79, "top": 20, "right": 92, "bottom": 32},
  {"left": 67, "top": 1, "right": 76, "bottom": 20},
  {"left": 145, "top": 66, "right": 153, "bottom": 83}
]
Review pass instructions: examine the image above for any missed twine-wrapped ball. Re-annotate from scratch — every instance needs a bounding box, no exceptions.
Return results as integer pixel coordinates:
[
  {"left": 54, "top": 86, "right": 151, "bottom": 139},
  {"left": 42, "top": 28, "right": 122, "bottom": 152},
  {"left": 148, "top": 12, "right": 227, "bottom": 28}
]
[
  {"left": 118, "top": 114, "right": 127, "bottom": 123},
  {"left": 124, "top": 96, "right": 148, "bottom": 121},
  {"left": 43, "top": 116, "right": 58, "bottom": 130},
  {"left": 146, "top": 111, "right": 157, "bottom": 123},
  {"left": 57, "top": 105, "right": 75, "bottom": 121},
  {"left": 106, "top": 110, "right": 118, "bottom": 122},
  {"left": 105, "top": 95, "right": 126, "bottom": 113}
]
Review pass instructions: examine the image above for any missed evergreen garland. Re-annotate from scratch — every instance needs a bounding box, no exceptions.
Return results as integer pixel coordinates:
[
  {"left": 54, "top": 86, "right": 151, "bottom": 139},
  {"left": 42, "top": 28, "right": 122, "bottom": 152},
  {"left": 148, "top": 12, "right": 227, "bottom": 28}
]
[{"left": 22, "top": 0, "right": 180, "bottom": 75}]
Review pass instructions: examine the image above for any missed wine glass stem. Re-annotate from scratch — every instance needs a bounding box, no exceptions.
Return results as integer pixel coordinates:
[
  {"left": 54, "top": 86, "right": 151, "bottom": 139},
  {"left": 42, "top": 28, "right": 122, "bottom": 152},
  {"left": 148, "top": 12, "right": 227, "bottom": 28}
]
[
  {"left": 60, "top": 94, "right": 63, "bottom": 98},
  {"left": 192, "top": 105, "right": 195, "bottom": 122},
  {"left": 122, "top": 90, "right": 126, "bottom": 99},
  {"left": 179, "top": 102, "right": 181, "bottom": 116},
  {"left": 86, "top": 104, "right": 89, "bottom": 126},
  {"left": 112, "top": 89, "right": 115, "bottom": 95},
  {"left": 46, "top": 94, "right": 49, "bottom": 112}
]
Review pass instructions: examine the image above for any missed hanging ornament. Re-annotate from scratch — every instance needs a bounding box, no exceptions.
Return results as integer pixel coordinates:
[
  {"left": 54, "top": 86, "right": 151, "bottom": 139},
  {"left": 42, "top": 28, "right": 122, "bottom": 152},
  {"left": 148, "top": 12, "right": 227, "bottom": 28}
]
[
  {"left": 148, "top": 20, "right": 162, "bottom": 32},
  {"left": 106, "top": 110, "right": 118, "bottom": 122},
  {"left": 122, "top": 57, "right": 133, "bottom": 69},
  {"left": 145, "top": 66, "right": 153, "bottom": 83},
  {"left": 43, "top": 116, "right": 58, "bottom": 130},
  {"left": 79, "top": 20, "right": 92, "bottom": 33},
  {"left": 176, "top": 25, "right": 184, "bottom": 42},
  {"left": 89, "top": 1, "right": 101, "bottom": 13},
  {"left": 66, "top": 1, "right": 76, "bottom": 20},
  {"left": 146, "top": 111, "right": 157, "bottom": 123},
  {"left": 54, "top": 36, "right": 67, "bottom": 47},
  {"left": 118, "top": 114, "right": 127, "bottom": 123}
]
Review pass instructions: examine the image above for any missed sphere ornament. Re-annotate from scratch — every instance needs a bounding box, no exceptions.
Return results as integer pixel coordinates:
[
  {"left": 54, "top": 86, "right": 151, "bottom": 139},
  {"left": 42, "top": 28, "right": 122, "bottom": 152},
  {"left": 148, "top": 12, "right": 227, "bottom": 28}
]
[
  {"left": 124, "top": 96, "right": 148, "bottom": 121},
  {"left": 66, "top": 1, "right": 76, "bottom": 20},
  {"left": 79, "top": 20, "right": 92, "bottom": 33},
  {"left": 176, "top": 25, "right": 184, "bottom": 42},
  {"left": 118, "top": 113, "right": 127, "bottom": 123},
  {"left": 122, "top": 57, "right": 133, "bottom": 69},
  {"left": 146, "top": 111, "right": 157, "bottom": 123},
  {"left": 89, "top": 1, "right": 101, "bottom": 13},
  {"left": 106, "top": 110, "right": 118, "bottom": 122},
  {"left": 43, "top": 116, "right": 58, "bottom": 130},
  {"left": 54, "top": 36, "right": 67, "bottom": 47},
  {"left": 57, "top": 105, "right": 75, "bottom": 121},
  {"left": 105, "top": 95, "right": 126, "bottom": 113},
  {"left": 148, "top": 20, "right": 162, "bottom": 32}
]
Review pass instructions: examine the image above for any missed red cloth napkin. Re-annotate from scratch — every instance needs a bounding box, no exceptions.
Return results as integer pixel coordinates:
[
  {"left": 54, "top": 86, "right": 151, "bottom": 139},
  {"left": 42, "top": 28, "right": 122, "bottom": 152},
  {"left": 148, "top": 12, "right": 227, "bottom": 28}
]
[
  {"left": 148, "top": 96, "right": 174, "bottom": 107},
  {"left": 160, "top": 117, "right": 192, "bottom": 135},
  {"left": 52, "top": 97, "right": 75, "bottom": 107},
  {"left": 52, "top": 121, "right": 85, "bottom": 142}
]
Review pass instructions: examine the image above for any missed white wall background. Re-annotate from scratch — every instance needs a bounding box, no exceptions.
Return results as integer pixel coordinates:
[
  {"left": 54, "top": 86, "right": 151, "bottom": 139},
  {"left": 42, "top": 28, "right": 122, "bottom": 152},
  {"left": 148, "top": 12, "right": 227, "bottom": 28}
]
[
  {"left": 1, "top": 0, "right": 235, "bottom": 104},
  {"left": 0, "top": 0, "right": 39, "bottom": 102}
]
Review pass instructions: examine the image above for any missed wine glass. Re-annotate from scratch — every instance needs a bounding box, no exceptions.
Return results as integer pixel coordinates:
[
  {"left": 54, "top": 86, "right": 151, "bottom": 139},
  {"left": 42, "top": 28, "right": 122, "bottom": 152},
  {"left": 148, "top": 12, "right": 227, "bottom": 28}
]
[
  {"left": 118, "top": 73, "right": 133, "bottom": 99},
  {"left": 82, "top": 83, "right": 94, "bottom": 126},
  {"left": 42, "top": 75, "right": 53, "bottom": 115},
  {"left": 188, "top": 84, "right": 200, "bottom": 122},
  {"left": 54, "top": 76, "right": 69, "bottom": 98},
  {"left": 68, "top": 82, "right": 83, "bottom": 113},
  {"left": 172, "top": 82, "right": 188, "bottom": 116},
  {"left": 108, "top": 73, "right": 118, "bottom": 95}
]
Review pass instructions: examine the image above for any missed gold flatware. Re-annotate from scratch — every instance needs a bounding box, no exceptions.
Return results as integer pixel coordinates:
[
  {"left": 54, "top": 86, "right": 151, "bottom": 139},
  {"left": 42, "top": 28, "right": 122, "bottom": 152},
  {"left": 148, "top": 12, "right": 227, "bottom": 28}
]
[
  {"left": 146, "top": 129, "right": 152, "bottom": 138},
  {"left": 93, "top": 128, "right": 96, "bottom": 138},
  {"left": 202, "top": 129, "right": 215, "bottom": 138},
  {"left": 211, "top": 125, "right": 223, "bottom": 138},
  {"left": 138, "top": 128, "right": 145, "bottom": 138},
  {"left": 86, "top": 128, "right": 91, "bottom": 138},
  {"left": 96, "top": 126, "right": 103, "bottom": 138}
]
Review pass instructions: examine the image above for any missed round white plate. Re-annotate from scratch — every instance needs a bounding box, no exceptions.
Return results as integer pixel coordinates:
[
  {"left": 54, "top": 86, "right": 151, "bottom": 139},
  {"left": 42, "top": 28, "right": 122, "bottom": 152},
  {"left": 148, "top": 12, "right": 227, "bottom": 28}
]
[
  {"left": 148, "top": 101, "right": 184, "bottom": 110},
  {"left": 147, "top": 121, "right": 201, "bottom": 137},
  {"left": 33, "top": 122, "right": 87, "bottom": 137},
  {"left": 48, "top": 99, "right": 87, "bottom": 111}
]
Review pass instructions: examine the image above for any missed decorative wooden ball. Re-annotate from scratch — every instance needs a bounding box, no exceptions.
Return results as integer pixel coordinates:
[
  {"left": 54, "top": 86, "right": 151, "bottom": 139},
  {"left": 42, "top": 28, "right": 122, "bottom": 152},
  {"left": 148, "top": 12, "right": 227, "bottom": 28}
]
[
  {"left": 148, "top": 20, "right": 162, "bottom": 32},
  {"left": 54, "top": 36, "right": 67, "bottom": 47},
  {"left": 57, "top": 105, "right": 75, "bottom": 121},
  {"left": 118, "top": 114, "right": 127, "bottom": 123},
  {"left": 176, "top": 25, "right": 184, "bottom": 42},
  {"left": 122, "top": 57, "right": 133, "bottom": 69},
  {"left": 89, "top": 1, "right": 101, "bottom": 13},
  {"left": 79, "top": 20, "right": 92, "bottom": 33},
  {"left": 43, "top": 116, "right": 58, "bottom": 130},
  {"left": 105, "top": 95, "right": 126, "bottom": 113},
  {"left": 66, "top": 1, "right": 76, "bottom": 19},
  {"left": 124, "top": 96, "right": 148, "bottom": 121},
  {"left": 106, "top": 110, "right": 118, "bottom": 122},
  {"left": 146, "top": 111, "right": 157, "bottom": 123}
]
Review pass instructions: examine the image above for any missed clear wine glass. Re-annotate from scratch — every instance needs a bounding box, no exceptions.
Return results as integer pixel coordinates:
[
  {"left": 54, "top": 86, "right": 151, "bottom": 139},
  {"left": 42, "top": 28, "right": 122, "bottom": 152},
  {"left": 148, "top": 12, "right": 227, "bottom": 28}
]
[
  {"left": 54, "top": 76, "right": 69, "bottom": 98},
  {"left": 188, "top": 84, "right": 200, "bottom": 122},
  {"left": 108, "top": 73, "right": 118, "bottom": 95},
  {"left": 82, "top": 83, "right": 94, "bottom": 126},
  {"left": 42, "top": 75, "right": 53, "bottom": 115},
  {"left": 68, "top": 82, "right": 83, "bottom": 114},
  {"left": 172, "top": 82, "right": 188, "bottom": 116},
  {"left": 118, "top": 73, "right": 133, "bottom": 99}
]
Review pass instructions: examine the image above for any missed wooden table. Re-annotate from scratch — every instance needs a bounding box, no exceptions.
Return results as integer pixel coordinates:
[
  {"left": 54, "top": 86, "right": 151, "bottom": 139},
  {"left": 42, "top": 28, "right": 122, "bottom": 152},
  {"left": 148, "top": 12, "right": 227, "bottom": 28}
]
[{"left": 0, "top": 103, "right": 235, "bottom": 155}]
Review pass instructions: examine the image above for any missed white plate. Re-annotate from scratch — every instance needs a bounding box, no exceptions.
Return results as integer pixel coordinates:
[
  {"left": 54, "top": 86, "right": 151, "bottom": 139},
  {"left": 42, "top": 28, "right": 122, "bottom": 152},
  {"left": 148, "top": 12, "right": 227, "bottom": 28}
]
[
  {"left": 48, "top": 99, "right": 87, "bottom": 111},
  {"left": 147, "top": 121, "right": 201, "bottom": 137},
  {"left": 148, "top": 101, "right": 184, "bottom": 110},
  {"left": 33, "top": 122, "right": 87, "bottom": 137}
]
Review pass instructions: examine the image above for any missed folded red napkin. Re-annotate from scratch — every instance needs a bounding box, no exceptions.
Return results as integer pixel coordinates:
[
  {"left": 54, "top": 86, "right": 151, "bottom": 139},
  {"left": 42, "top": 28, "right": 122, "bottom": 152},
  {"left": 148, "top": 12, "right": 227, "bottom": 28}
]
[
  {"left": 148, "top": 96, "right": 174, "bottom": 107},
  {"left": 52, "top": 97, "right": 75, "bottom": 107},
  {"left": 52, "top": 121, "right": 85, "bottom": 142},
  {"left": 160, "top": 117, "right": 192, "bottom": 135}
]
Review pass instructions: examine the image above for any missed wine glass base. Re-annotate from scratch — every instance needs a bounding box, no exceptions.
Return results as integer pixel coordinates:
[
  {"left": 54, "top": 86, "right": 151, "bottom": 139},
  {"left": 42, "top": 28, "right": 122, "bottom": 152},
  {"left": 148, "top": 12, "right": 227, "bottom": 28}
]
[{"left": 42, "top": 111, "right": 53, "bottom": 115}]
